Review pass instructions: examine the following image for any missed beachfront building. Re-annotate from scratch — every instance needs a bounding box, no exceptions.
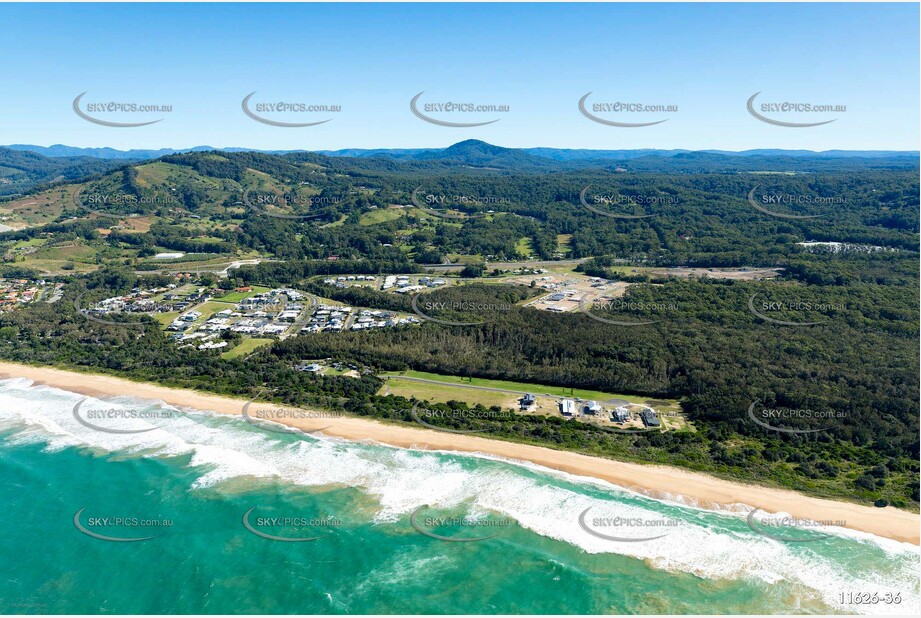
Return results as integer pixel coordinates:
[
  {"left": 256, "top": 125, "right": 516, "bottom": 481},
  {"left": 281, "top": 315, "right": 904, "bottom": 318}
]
[
  {"left": 519, "top": 394, "right": 536, "bottom": 411},
  {"left": 559, "top": 399, "right": 576, "bottom": 418},
  {"left": 612, "top": 406, "right": 630, "bottom": 423},
  {"left": 640, "top": 409, "right": 661, "bottom": 427}
]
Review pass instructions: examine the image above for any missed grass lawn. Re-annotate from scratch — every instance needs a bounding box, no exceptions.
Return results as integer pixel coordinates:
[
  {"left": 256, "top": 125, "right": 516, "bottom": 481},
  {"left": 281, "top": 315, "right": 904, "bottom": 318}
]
[{"left": 221, "top": 338, "right": 273, "bottom": 360}]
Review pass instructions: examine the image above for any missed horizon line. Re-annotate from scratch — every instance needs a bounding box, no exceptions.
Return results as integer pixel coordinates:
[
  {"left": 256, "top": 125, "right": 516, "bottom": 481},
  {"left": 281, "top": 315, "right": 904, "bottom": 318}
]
[{"left": 4, "top": 142, "right": 919, "bottom": 155}]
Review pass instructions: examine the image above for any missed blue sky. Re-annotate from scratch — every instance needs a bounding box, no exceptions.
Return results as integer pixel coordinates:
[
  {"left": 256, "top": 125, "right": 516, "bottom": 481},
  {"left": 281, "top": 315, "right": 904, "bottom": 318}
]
[{"left": 0, "top": 2, "right": 918, "bottom": 151}]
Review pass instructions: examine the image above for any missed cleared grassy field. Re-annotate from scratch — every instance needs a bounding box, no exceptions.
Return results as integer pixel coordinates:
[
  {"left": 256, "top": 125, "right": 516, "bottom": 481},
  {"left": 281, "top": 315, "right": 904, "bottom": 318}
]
[
  {"left": 22, "top": 259, "right": 97, "bottom": 275},
  {"left": 141, "top": 253, "right": 261, "bottom": 272},
  {"left": 154, "top": 311, "right": 181, "bottom": 326},
  {"left": 381, "top": 378, "right": 519, "bottom": 408},
  {"left": 221, "top": 338, "right": 273, "bottom": 360},
  {"left": 359, "top": 208, "right": 404, "bottom": 226},
  {"left": 0, "top": 185, "right": 77, "bottom": 227},
  {"left": 213, "top": 286, "right": 270, "bottom": 303},
  {"left": 322, "top": 215, "right": 348, "bottom": 228},
  {"left": 381, "top": 369, "right": 679, "bottom": 408},
  {"left": 445, "top": 253, "right": 484, "bottom": 264},
  {"left": 10, "top": 238, "right": 46, "bottom": 250},
  {"left": 515, "top": 236, "right": 534, "bottom": 257},
  {"left": 16, "top": 241, "right": 107, "bottom": 274},
  {"left": 33, "top": 243, "right": 97, "bottom": 262},
  {"left": 118, "top": 216, "right": 155, "bottom": 233},
  {"left": 556, "top": 234, "right": 572, "bottom": 255}
]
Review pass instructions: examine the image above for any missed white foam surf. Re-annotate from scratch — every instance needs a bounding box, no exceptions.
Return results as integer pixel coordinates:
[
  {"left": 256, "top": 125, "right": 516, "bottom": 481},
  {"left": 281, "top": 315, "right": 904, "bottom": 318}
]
[{"left": 1, "top": 377, "right": 918, "bottom": 614}]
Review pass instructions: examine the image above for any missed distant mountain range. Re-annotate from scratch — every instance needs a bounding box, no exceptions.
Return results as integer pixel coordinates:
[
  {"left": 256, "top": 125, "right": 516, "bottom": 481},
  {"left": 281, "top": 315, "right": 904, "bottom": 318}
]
[
  {"left": 6, "top": 142, "right": 917, "bottom": 162},
  {"left": 317, "top": 141, "right": 919, "bottom": 173},
  {"left": 2, "top": 144, "right": 298, "bottom": 160},
  {"left": 2, "top": 141, "right": 918, "bottom": 198},
  {"left": 320, "top": 145, "right": 920, "bottom": 162}
]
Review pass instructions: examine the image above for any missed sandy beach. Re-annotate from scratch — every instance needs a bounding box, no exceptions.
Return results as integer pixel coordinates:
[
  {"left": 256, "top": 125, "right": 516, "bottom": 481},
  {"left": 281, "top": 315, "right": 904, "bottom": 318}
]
[{"left": 2, "top": 360, "right": 918, "bottom": 545}]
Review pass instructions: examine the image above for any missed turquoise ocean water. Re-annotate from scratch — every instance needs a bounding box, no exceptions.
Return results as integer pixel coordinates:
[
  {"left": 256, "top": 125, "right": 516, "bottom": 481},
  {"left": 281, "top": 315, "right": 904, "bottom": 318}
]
[{"left": 0, "top": 377, "right": 918, "bottom": 614}]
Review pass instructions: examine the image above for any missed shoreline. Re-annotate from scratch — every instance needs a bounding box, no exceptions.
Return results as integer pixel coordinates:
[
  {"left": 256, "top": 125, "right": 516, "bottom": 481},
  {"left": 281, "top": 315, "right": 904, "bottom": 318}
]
[{"left": 2, "top": 360, "right": 918, "bottom": 545}]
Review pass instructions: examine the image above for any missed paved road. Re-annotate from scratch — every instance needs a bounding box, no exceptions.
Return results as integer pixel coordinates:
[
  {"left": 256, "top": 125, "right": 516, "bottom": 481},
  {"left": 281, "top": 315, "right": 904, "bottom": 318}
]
[
  {"left": 134, "top": 258, "right": 274, "bottom": 277},
  {"left": 488, "top": 258, "right": 589, "bottom": 270},
  {"left": 280, "top": 293, "right": 319, "bottom": 340}
]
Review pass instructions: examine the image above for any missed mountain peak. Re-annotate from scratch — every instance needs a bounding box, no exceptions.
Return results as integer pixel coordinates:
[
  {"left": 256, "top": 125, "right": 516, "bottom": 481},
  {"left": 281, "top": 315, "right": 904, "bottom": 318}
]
[
  {"left": 443, "top": 139, "right": 504, "bottom": 153},
  {"left": 416, "top": 140, "right": 554, "bottom": 169}
]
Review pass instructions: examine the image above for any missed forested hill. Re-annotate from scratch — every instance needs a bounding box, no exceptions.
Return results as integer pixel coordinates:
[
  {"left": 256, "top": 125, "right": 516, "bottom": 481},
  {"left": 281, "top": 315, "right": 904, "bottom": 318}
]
[
  {"left": 0, "top": 147, "right": 133, "bottom": 197},
  {"left": 3, "top": 146, "right": 917, "bottom": 268}
]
